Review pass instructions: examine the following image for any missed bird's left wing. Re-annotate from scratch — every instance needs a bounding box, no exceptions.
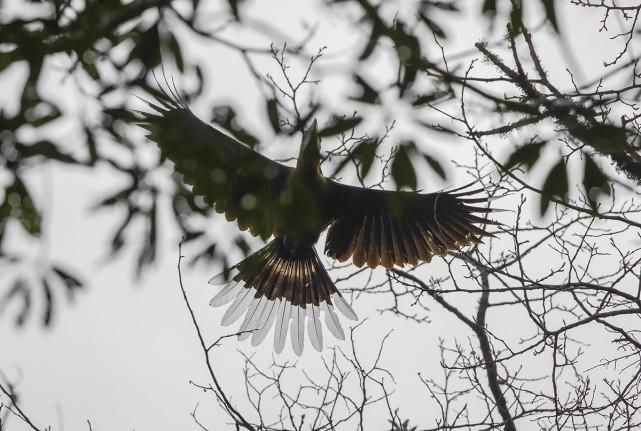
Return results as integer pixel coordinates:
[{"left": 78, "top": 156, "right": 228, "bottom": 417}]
[
  {"left": 323, "top": 180, "right": 498, "bottom": 269},
  {"left": 137, "top": 88, "right": 292, "bottom": 239}
]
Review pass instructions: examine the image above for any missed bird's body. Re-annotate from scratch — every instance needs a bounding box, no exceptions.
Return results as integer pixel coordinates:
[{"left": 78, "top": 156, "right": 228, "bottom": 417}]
[{"left": 138, "top": 85, "right": 498, "bottom": 355}]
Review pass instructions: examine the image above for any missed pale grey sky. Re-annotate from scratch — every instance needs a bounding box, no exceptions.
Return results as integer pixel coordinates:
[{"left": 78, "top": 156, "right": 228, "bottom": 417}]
[{"left": 2, "top": 1, "right": 635, "bottom": 430}]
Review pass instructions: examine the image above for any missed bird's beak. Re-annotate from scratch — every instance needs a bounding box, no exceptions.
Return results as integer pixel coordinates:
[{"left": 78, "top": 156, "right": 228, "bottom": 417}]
[
  {"left": 302, "top": 119, "right": 319, "bottom": 152},
  {"left": 298, "top": 119, "right": 321, "bottom": 168}
]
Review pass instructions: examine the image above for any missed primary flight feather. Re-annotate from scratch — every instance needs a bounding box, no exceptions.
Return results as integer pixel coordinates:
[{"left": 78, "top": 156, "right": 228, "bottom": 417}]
[{"left": 138, "top": 84, "right": 497, "bottom": 355}]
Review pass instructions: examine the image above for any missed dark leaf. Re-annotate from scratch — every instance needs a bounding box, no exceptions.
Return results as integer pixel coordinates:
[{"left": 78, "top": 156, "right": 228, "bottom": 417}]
[
  {"left": 391, "top": 22, "right": 422, "bottom": 96},
  {"left": 391, "top": 143, "right": 417, "bottom": 190},
  {"left": 583, "top": 154, "right": 610, "bottom": 210},
  {"left": 84, "top": 127, "right": 99, "bottom": 165},
  {"left": 227, "top": 0, "right": 243, "bottom": 20},
  {"left": 509, "top": 1, "right": 523, "bottom": 36},
  {"left": 83, "top": 60, "right": 101, "bottom": 81},
  {"left": 42, "top": 277, "right": 53, "bottom": 327},
  {"left": 16, "top": 140, "right": 77, "bottom": 164},
  {"left": 418, "top": 12, "right": 447, "bottom": 39},
  {"left": 110, "top": 205, "right": 138, "bottom": 255},
  {"left": 539, "top": 0, "right": 559, "bottom": 32},
  {"left": 349, "top": 75, "right": 379, "bottom": 105},
  {"left": 505, "top": 140, "right": 546, "bottom": 171},
  {"left": 319, "top": 115, "right": 363, "bottom": 137},
  {"left": 412, "top": 90, "right": 451, "bottom": 107},
  {"left": 424, "top": 153, "right": 446, "bottom": 179},
  {"left": 166, "top": 32, "right": 184, "bottom": 72},
  {"left": 1, "top": 278, "right": 31, "bottom": 327},
  {"left": 353, "top": 138, "right": 378, "bottom": 179},
  {"left": 540, "top": 159, "right": 568, "bottom": 215},
  {"left": 5, "top": 176, "right": 41, "bottom": 235},
  {"left": 359, "top": 20, "right": 383, "bottom": 61},
  {"left": 92, "top": 185, "right": 134, "bottom": 209},
  {"left": 481, "top": 0, "right": 497, "bottom": 16},
  {"left": 234, "top": 236, "right": 251, "bottom": 257},
  {"left": 52, "top": 266, "right": 84, "bottom": 301},
  {"left": 131, "top": 23, "right": 161, "bottom": 69},
  {"left": 26, "top": 102, "right": 62, "bottom": 128},
  {"left": 266, "top": 98, "right": 280, "bottom": 133},
  {"left": 189, "top": 242, "right": 217, "bottom": 266},
  {"left": 136, "top": 193, "right": 157, "bottom": 275},
  {"left": 421, "top": 1, "right": 459, "bottom": 12},
  {"left": 0, "top": 49, "right": 17, "bottom": 73},
  {"left": 571, "top": 123, "right": 629, "bottom": 155}
]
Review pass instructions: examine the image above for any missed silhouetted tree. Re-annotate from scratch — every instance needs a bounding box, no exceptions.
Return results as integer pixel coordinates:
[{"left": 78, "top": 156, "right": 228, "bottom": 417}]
[{"left": 2, "top": 0, "right": 641, "bottom": 430}]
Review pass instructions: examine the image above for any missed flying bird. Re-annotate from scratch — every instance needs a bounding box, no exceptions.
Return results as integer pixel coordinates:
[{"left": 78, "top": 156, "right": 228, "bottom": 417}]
[{"left": 137, "top": 85, "right": 497, "bottom": 355}]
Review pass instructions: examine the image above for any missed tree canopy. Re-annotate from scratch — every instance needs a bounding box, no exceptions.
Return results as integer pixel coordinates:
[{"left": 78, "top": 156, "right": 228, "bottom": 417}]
[{"left": 2, "top": 0, "right": 641, "bottom": 429}]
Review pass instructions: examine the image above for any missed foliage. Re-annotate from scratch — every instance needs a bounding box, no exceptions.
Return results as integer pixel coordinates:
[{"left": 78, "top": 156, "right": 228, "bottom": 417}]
[{"left": 2, "top": 0, "right": 641, "bottom": 430}]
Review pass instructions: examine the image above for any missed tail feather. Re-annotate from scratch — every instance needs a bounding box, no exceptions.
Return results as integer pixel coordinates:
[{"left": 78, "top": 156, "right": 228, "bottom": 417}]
[
  {"left": 210, "top": 237, "right": 356, "bottom": 355},
  {"left": 321, "top": 302, "right": 345, "bottom": 340},
  {"left": 251, "top": 300, "right": 278, "bottom": 346}
]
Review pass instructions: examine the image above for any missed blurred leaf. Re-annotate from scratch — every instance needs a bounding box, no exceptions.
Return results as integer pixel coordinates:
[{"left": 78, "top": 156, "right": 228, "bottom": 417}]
[
  {"left": 353, "top": 138, "right": 378, "bottom": 178},
  {"left": 412, "top": 90, "right": 451, "bottom": 106},
  {"left": 540, "top": 159, "right": 568, "bottom": 215},
  {"left": 505, "top": 140, "right": 546, "bottom": 171},
  {"left": 418, "top": 12, "right": 446, "bottom": 39},
  {"left": 0, "top": 49, "right": 17, "bottom": 73},
  {"left": 166, "top": 32, "right": 184, "bottom": 72},
  {"left": 509, "top": 1, "right": 523, "bottom": 36},
  {"left": 189, "top": 242, "right": 217, "bottom": 266},
  {"left": 319, "top": 115, "right": 363, "bottom": 137},
  {"left": 540, "top": 0, "right": 559, "bottom": 32},
  {"left": 1, "top": 278, "right": 31, "bottom": 327},
  {"left": 26, "top": 102, "right": 62, "bottom": 127},
  {"left": 227, "top": 0, "right": 244, "bottom": 20},
  {"left": 391, "top": 21, "right": 422, "bottom": 96},
  {"left": 234, "top": 236, "right": 251, "bottom": 257},
  {"left": 93, "top": 185, "right": 134, "bottom": 208},
  {"left": 572, "top": 123, "right": 629, "bottom": 155},
  {"left": 359, "top": 19, "right": 383, "bottom": 61},
  {"left": 423, "top": 153, "right": 446, "bottom": 179},
  {"left": 330, "top": 138, "right": 377, "bottom": 178},
  {"left": 110, "top": 205, "right": 138, "bottom": 255},
  {"left": 82, "top": 60, "right": 101, "bottom": 81},
  {"left": 266, "top": 98, "right": 281, "bottom": 133},
  {"left": 583, "top": 154, "right": 610, "bottom": 210},
  {"left": 132, "top": 23, "right": 161, "bottom": 69},
  {"left": 349, "top": 75, "right": 379, "bottom": 105},
  {"left": 482, "top": 0, "right": 497, "bottom": 17},
  {"left": 2, "top": 176, "right": 42, "bottom": 235},
  {"left": 52, "top": 266, "right": 84, "bottom": 301},
  {"left": 16, "top": 140, "right": 77, "bottom": 164},
  {"left": 136, "top": 192, "right": 157, "bottom": 275},
  {"left": 421, "top": 1, "right": 458, "bottom": 12},
  {"left": 391, "top": 143, "right": 417, "bottom": 190},
  {"left": 42, "top": 277, "right": 53, "bottom": 326},
  {"left": 84, "top": 126, "right": 99, "bottom": 165}
]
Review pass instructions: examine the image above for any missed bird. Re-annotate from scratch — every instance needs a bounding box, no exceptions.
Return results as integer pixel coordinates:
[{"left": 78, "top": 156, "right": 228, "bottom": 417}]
[{"left": 137, "top": 83, "right": 498, "bottom": 355}]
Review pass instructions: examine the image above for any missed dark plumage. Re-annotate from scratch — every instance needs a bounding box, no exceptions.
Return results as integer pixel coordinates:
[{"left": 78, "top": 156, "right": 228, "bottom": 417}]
[{"left": 137, "top": 84, "right": 498, "bottom": 355}]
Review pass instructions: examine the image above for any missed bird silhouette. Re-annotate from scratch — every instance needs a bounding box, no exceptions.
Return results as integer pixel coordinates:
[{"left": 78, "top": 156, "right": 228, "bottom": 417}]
[{"left": 137, "top": 84, "right": 498, "bottom": 355}]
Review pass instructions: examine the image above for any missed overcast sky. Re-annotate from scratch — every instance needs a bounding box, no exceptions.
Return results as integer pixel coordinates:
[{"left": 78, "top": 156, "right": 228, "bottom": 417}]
[{"left": 1, "top": 1, "right": 631, "bottom": 430}]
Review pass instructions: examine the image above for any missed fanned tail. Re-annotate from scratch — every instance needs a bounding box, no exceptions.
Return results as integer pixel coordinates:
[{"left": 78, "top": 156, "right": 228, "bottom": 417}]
[{"left": 208, "top": 238, "right": 357, "bottom": 355}]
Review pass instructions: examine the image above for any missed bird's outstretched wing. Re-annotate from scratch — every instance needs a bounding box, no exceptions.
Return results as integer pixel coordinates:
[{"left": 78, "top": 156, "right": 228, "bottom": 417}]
[
  {"left": 323, "top": 181, "right": 497, "bottom": 269},
  {"left": 137, "top": 87, "right": 292, "bottom": 239}
]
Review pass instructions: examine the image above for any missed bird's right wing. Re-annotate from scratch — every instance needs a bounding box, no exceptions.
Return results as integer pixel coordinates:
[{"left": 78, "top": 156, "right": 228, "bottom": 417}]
[
  {"left": 323, "top": 181, "right": 498, "bottom": 269},
  {"left": 137, "top": 86, "right": 292, "bottom": 239}
]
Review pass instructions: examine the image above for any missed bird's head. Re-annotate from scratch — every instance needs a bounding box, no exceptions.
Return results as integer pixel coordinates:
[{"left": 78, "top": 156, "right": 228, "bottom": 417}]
[{"left": 297, "top": 119, "right": 321, "bottom": 174}]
